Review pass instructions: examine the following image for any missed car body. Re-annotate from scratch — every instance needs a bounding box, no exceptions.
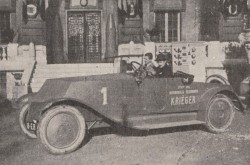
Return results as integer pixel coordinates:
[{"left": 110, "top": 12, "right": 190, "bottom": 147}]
[{"left": 19, "top": 61, "right": 244, "bottom": 154}]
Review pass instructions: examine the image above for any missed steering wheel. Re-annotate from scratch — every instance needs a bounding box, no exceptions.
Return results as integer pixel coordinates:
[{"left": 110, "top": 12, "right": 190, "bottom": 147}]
[
  {"left": 130, "top": 61, "right": 142, "bottom": 71},
  {"left": 130, "top": 61, "right": 148, "bottom": 80}
]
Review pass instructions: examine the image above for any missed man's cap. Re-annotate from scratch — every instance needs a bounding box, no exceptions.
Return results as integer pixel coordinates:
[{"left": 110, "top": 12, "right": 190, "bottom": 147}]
[
  {"left": 155, "top": 53, "right": 168, "bottom": 61},
  {"left": 145, "top": 52, "right": 153, "bottom": 59}
]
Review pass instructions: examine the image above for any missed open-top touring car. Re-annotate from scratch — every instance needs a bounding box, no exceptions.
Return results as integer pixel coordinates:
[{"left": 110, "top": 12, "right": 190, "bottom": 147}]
[{"left": 18, "top": 58, "right": 245, "bottom": 154}]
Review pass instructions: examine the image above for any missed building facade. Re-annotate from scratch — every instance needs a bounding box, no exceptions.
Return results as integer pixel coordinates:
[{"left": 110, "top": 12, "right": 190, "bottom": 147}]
[
  {"left": 0, "top": 0, "right": 250, "bottom": 99},
  {"left": 1, "top": 0, "right": 249, "bottom": 63}
]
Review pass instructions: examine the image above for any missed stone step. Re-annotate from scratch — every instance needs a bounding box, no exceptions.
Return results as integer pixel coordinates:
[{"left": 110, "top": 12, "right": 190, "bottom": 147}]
[
  {"left": 31, "top": 72, "right": 113, "bottom": 82},
  {"left": 123, "top": 19, "right": 142, "bottom": 28},
  {"left": 120, "top": 27, "right": 143, "bottom": 35},
  {"left": 34, "top": 67, "right": 114, "bottom": 73},
  {"left": 119, "top": 35, "right": 144, "bottom": 43},
  {"left": 33, "top": 68, "right": 114, "bottom": 77},
  {"left": 35, "top": 63, "right": 114, "bottom": 69}
]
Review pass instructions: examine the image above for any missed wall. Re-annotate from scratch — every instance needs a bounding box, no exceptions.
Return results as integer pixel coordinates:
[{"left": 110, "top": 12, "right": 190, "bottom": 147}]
[
  {"left": 15, "top": 0, "right": 46, "bottom": 45},
  {"left": 138, "top": 0, "right": 244, "bottom": 42},
  {"left": 181, "top": 0, "right": 201, "bottom": 41},
  {"left": 20, "top": 16, "right": 46, "bottom": 45},
  {"left": 219, "top": 14, "right": 243, "bottom": 41},
  {"left": 143, "top": 0, "right": 202, "bottom": 42},
  {"left": 50, "top": 0, "right": 118, "bottom": 63},
  {"left": 143, "top": 0, "right": 154, "bottom": 31},
  {"left": 199, "top": 0, "right": 220, "bottom": 41},
  {"left": 14, "top": 0, "right": 118, "bottom": 64}
]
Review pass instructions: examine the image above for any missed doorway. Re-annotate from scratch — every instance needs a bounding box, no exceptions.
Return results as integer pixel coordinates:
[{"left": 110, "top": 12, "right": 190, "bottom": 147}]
[{"left": 67, "top": 11, "right": 101, "bottom": 63}]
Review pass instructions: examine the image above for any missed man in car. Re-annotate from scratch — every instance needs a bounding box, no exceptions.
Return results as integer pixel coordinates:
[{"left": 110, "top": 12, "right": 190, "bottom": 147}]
[
  {"left": 155, "top": 53, "right": 173, "bottom": 78},
  {"left": 143, "top": 53, "right": 156, "bottom": 77}
]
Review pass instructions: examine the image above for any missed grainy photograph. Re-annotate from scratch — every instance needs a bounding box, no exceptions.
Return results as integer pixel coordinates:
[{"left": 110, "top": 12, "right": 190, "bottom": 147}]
[{"left": 1, "top": 0, "right": 250, "bottom": 164}]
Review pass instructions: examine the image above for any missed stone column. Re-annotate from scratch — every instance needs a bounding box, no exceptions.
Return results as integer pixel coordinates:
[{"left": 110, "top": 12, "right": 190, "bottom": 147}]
[
  {"left": 104, "top": 0, "right": 118, "bottom": 61},
  {"left": 6, "top": 73, "right": 14, "bottom": 99},
  {"left": 106, "top": 14, "right": 117, "bottom": 62},
  {"left": 14, "top": 0, "right": 24, "bottom": 43},
  {"left": 29, "top": 42, "right": 36, "bottom": 61},
  {"left": 7, "top": 43, "right": 18, "bottom": 61}
]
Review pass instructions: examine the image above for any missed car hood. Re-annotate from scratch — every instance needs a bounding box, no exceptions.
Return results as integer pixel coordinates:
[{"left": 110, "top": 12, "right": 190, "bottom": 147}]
[{"left": 30, "top": 73, "right": 133, "bottom": 103}]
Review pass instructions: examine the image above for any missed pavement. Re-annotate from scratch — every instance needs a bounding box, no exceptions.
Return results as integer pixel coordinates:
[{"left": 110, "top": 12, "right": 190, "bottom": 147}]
[{"left": 0, "top": 103, "right": 250, "bottom": 165}]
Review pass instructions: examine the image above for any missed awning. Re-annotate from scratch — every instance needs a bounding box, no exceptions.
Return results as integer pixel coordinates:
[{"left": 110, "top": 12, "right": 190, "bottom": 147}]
[
  {"left": 0, "top": 0, "right": 16, "bottom": 12},
  {"left": 152, "top": 0, "right": 185, "bottom": 11}
]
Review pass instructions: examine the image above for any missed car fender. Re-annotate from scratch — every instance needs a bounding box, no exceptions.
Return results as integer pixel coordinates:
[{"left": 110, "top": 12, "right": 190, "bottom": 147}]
[
  {"left": 14, "top": 93, "right": 36, "bottom": 109},
  {"left": 27, "top": 97, "right": 123, "bottom": 125},
  {"left": 197, "top": 86, "right": 244, "bottom": 122},
  {"left": 206, "top": 74, "right": 230, "bottom": 85},
  {"left": 42, "top": 98, "right": 104, "bottom": 122}
]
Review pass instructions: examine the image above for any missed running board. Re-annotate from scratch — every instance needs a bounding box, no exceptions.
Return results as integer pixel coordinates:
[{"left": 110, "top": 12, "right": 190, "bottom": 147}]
[
  {"left": 130, "top": 120, "right": 205, "bottom": 130},
  {"left": 126, "top": 112, "right": 205, "bottom": 130}
]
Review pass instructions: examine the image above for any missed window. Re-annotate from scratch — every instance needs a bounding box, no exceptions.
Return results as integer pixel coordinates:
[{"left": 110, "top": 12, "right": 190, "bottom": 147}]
[
  {"left": 155, "top": 11, "right": 181, "bottom": 42},
  {"left": 243, "top": 14, "right": 250, "bottom": 31},
  {"left": 0, "top": 12, "right": 12, "bottom": 44}
]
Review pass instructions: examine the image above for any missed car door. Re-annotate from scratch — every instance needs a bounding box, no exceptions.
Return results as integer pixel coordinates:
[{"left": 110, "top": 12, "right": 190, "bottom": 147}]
[
  {"left": 121, "top": 76, "right": 202, "bottom": 116},
  {"left": 165, "top": 78, "right": 203, "bottom": 113},
  {"left": 121, "top": 77, "right": 168, "bottom": 115},
  {"left": 120, "top": 77, "right": 164, "bottom": 116}
]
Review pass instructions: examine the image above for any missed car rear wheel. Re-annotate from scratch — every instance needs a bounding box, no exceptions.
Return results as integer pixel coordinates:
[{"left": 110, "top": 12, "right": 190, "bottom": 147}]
[
  {"left": 19, "top": 104, "right": 37, "bottom": 139},
  {"left": 206, "top": 94, "right": 235, "bottom": 133},
  {"left": 38, "top": 105, "right": 86, "bottom": 154}
]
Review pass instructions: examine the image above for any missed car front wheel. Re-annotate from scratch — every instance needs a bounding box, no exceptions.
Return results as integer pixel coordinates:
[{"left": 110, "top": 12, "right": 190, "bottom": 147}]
[
  {"left": 38, "top": 105, "right": 86, "bottom": 154},
  {"left": 206, "top": 94, "right": 235, "bottom": 133}
]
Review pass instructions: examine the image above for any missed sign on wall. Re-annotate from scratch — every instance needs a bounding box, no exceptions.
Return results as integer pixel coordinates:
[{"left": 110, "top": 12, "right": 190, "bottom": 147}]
[
  {"left": 66, "top": 0, "right": 103, "bottom": 9},
  {"left": 70, "top": 0, "right": 97, "bottom": 7}
]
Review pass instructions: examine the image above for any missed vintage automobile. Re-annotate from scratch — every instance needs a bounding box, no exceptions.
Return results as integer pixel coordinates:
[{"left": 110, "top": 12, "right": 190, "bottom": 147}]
[{"left": 19, "top": 59, "right": 245, "bottom": 155}]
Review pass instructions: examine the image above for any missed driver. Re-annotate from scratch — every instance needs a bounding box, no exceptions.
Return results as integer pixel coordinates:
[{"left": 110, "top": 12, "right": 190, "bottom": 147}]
[
  {"left": 143, "top": 53, "right": 156, "bottom": 77},
  {"left": 155, "top": 53, "right": 173, "bottom": 78}
]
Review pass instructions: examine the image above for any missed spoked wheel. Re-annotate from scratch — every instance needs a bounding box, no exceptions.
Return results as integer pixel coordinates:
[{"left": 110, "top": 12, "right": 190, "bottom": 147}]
[
  {"left": 38, "top": 105, "right": 86, "bottom": 154},
  {"left": 206, "top": 94, "right": 235, "bottom": 133},
  {"left": 19, "top": 103, "right": 37, "bottom": 139}
]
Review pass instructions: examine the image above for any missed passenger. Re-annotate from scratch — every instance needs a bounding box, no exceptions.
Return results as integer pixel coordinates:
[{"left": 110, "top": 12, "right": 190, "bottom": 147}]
[
  {"left": 155, "top": 53, "right": 173, "bottom": 78},
  {"left": 143, "top": 53, "right": 156, "bottom": 77}
]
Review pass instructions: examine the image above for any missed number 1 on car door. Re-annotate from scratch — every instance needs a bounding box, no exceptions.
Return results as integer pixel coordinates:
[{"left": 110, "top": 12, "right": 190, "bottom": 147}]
[{"left": 101, "top": 87, "right": 108, "bottom": 105}]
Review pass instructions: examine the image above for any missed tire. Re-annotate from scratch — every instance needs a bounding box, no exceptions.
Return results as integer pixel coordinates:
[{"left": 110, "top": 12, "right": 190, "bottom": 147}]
[
  {"left": 38, "top": 105, "right": 86, "bottom": 154},
  {"left": 206, "top": 94, "right": 235, "bottom": 133},
  {"left": 19, "top": 103, "right": 37, "bottom": 139}
]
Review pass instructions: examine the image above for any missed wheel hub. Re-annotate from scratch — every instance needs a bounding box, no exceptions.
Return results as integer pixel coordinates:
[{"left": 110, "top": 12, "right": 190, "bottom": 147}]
[
  {"left": 209, "top": 99, "right": 231, "bottom": 129},
  {"left": 46, "top": 113, "right": 79, "bottom": 149}
]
